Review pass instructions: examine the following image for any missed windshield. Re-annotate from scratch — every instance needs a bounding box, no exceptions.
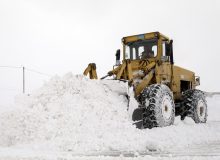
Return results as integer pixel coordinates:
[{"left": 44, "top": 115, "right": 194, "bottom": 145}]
[{"left": 125, "top": 39, "right": 158, "bottom": 60}]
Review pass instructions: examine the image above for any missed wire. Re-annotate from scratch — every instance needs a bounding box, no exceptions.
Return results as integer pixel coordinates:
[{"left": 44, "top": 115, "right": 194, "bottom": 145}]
[
  {"left": 0, "top": 65, "right": 22, "bottom": 69},
  {"left": 25, "top": 68, "right": 52, "bottom": 77},
  {"left": 0, "top": 65, "right": 52, "bottom": 77}
]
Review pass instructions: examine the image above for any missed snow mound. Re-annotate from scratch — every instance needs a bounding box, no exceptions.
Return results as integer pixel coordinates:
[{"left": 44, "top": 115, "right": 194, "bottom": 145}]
[
  {"left": 0, "top": 73, "right": 147, "bottom": 153},
  {"left": 0, "top": 73, "right": 220, "bottom": 155}
]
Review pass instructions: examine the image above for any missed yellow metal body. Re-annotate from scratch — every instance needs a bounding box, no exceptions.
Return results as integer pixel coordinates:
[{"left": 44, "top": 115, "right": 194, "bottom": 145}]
[
  {"left": 83, "top": 63, "right": 98, "bottom": 79},
  {"left": 84, "top": 32, "right": 198, "bottom": 101},
  {"left": 110, "top": 32, "right": 197, "bottom": 101}
]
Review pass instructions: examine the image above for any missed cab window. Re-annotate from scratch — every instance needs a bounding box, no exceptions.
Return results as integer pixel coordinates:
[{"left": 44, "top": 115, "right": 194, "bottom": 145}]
[{"left": 125, "top": 39, "right": 158, "bottom": 60}]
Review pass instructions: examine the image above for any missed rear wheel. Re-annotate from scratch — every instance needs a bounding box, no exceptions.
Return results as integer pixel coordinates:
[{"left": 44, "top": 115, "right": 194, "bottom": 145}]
[
  {"left": 181, "top": 89, "right": 207, "bottom": 123},
  {"left": 137, "top": 84, "right": 175, "bottom": 129}
]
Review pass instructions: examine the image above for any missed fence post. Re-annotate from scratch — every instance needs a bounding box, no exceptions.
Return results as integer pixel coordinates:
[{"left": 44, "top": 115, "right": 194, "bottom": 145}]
[{"left": 23, "top": 66, "right": 25, "bottom": 94}]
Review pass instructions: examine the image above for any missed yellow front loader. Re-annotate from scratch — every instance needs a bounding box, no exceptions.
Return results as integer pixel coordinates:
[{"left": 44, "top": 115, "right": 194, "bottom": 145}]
[{"left": 83, "top": 32, "right": 207, "bottom": 129}]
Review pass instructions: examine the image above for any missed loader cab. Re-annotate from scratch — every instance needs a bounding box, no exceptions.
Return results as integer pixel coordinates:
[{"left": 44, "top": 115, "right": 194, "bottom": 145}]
[{"left": 122, "top": 32, "right": 173, "bottom": 63}]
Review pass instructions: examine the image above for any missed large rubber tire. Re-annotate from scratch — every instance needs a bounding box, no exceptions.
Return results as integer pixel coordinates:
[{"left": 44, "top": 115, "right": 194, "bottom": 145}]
[
  {"left": 138, "top": 84, "right": 175, "bottom": 129},
  {"left": 181, "top": 89, "right": 207, "bottom": 123}
]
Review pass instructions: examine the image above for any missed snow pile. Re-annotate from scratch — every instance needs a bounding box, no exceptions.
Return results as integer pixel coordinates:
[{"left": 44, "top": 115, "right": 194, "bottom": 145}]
[
  {"left": 0, "top": 73, "right": 147, "bottom": 153},
  {"left": 0, "top": 73, "right": 220, "bottom": 155}
]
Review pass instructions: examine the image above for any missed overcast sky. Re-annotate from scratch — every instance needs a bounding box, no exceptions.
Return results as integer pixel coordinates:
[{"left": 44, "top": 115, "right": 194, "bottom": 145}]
[{"left": 0, "top": 0, "right": 220, "bottom": 104}]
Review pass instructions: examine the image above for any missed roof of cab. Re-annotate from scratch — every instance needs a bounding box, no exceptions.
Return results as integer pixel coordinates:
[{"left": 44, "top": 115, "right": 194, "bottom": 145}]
[{"left": 122, "top": 32, "right": 170, "bottom": 44}]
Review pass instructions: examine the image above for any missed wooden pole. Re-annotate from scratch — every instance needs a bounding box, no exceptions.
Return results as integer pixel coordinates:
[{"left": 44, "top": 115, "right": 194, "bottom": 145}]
[{"left": 23, "top": 66, "right": 25, "bottom": 94}]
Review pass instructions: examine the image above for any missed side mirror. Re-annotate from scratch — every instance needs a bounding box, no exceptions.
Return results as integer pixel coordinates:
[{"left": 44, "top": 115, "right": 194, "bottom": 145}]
[
  {"left": 115, "top": 49, "right": 120, "bottom": 65},
  {"left": 195, "top": 76, "right": 200, "bottom": 86}
]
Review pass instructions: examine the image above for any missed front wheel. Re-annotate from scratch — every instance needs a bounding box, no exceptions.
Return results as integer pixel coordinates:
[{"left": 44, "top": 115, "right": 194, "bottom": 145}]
[{"left": 138, "top": 84, "right": 175, "bottom": 129}]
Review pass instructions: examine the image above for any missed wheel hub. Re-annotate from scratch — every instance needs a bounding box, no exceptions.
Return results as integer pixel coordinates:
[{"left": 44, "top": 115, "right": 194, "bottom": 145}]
[
  {"left": 197, "top": 99, "right": 206, "bottom": 120},
  {"left": 161, "top": 95, "right": 173, "bottom": 120}
]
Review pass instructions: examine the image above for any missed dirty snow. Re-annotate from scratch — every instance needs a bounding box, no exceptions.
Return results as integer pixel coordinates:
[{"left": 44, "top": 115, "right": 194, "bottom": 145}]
[{"left": 0, "top": 73, "right": 220, "bottom": 159}]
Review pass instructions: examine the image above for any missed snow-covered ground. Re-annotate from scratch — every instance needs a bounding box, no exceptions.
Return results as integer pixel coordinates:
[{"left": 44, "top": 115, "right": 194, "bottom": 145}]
[{"left": 0, "top": 73, "right": 220, "bottom": 160}]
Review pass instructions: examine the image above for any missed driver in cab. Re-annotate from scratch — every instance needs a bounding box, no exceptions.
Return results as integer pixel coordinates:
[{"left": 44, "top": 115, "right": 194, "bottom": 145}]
[{"left": 141, "top": 47, "right": 154, "bottom": 59}]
